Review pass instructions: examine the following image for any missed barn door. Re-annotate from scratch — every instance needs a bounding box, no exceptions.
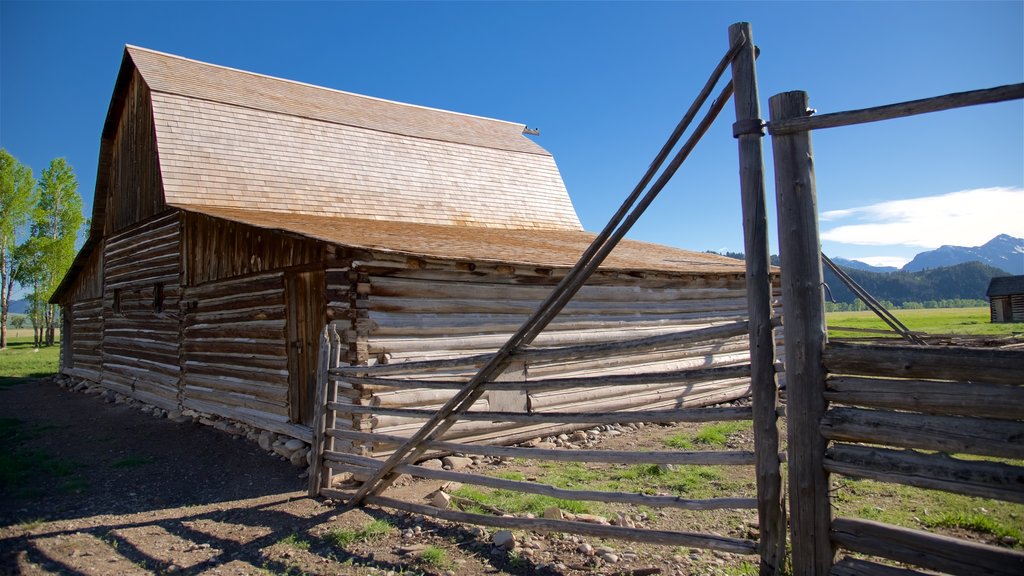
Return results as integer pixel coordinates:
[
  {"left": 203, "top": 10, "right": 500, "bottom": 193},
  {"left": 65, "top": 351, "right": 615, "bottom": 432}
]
[{"left": 285, "top": 269, "right": 325, "bottom": 426}]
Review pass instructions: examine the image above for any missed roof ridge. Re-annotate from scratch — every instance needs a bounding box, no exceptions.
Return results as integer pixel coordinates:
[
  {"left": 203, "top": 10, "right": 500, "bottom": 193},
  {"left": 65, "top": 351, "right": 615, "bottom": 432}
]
[{"left": 124, "top": 44, "right": 529, "bottom": 130}]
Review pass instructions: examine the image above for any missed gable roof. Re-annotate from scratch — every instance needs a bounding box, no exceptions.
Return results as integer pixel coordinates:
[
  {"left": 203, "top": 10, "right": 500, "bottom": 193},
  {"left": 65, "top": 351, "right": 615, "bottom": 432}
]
[
  {"left": 987, "top": 275, "right": 1024, "bottom": 297},
  {"left": 129, "top": 46, "right": 581, "bottom": 231}
]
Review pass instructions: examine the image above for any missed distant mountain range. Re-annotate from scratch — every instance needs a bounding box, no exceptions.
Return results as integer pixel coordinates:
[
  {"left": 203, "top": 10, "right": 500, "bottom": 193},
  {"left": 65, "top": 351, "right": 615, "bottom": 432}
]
[
  {"left": 838, "top": 234, "right": 1024, "bottom": 275},
  {"left": 822, "top": 261, "right": 1007, "bottom": 306}
]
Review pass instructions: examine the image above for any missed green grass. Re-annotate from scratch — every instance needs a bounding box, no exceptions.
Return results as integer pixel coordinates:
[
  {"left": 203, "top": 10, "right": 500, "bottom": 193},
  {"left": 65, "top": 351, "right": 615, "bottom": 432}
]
[
  {"left": 0, "top": 336, "right": 61, "bottom": 385},
  {"left": 924, "top": 510, "right": 1023, "bottom": 542},
  {"left": 417, "top": 545, "right": 451, "bottom": 569},
  {"left": 452, "top": 485, "right": 592, "bottom": 516},
  {"left": 827, "top": 307, "right": 1024, "bottom": 339},
  {"left": 278, "top": 533, "right": 312, "bottom": 550},
  {"left": 664, "top": 421, "right": 751, "bottom": 450},
  {"left": 833, "top": 476, "right": 1024, "bottom": 548},
  {"left": 322, "top": 519, "right": 393, "bottom": 548}
]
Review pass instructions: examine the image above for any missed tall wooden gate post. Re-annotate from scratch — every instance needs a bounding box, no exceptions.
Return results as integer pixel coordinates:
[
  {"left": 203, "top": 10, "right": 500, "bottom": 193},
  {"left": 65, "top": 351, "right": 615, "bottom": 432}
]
[
  {"left": 769, "top": 90, "right": 833, "bottom": 575},
  {"left": 728, "top": 22, "right": 785, "bottom": 575}
]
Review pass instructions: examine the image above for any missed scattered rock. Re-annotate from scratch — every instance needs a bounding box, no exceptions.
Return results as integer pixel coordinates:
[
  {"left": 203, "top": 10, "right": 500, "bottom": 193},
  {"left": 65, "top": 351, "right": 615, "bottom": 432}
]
[
  {"left": 600, "top": 552, "right": 620, "bottom": 563},
  {"left": 543, "top": 506, "right": 563, "bottom": 520},
  {"left": 289, "top": 448, "right": 309, "bottom": 467},
  {"left": 578, "top": 543, "right": 594, "bottom": 555},
  {"left": 575, "top": 513, "right": 611, "bottom": 525},
  {"left": 442, "top": 456, "right": 473, "bottom": 470},
  {"left": 492, "top": 530, "right": 516, "bottom": 550},
  {"left": 284, "top": 438, "right": 305, "bottom": 452},
  {"left": 429, "top": 490, "right": 451, "bottom": 509},
  {"left": 570, "top": 431, "right": 589, "bottom": 442},
  {"left": 419, "top": 459, "right": 444, "bottom": 470}
]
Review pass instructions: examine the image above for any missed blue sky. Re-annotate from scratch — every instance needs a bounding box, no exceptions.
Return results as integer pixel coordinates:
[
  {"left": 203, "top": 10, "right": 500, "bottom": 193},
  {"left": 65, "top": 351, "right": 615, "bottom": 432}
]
[{"left": 2, "top": 1, "right": 1022, "bottom": 269}]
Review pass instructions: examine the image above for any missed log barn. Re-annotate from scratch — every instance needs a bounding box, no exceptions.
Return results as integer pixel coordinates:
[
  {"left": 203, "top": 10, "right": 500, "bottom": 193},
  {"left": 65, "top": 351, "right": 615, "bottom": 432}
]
[
  {"left": 52, "top": 46, "right": 756, "bottom": 448},
  {"left": 988, "top": 275, "right": 1024, "bottom": 323}
]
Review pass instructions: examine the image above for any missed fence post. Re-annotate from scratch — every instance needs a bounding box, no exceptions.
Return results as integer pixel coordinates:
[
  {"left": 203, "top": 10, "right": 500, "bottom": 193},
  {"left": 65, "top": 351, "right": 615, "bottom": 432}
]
[
  {"left": 308, "top": 325, "right": 332, "bottom": 497},
  {"left": 728, "top": 22, "right": 785, "bottom": 575},
  {"left": 769, "top": 90, "right": 833, "bottom": 575}
]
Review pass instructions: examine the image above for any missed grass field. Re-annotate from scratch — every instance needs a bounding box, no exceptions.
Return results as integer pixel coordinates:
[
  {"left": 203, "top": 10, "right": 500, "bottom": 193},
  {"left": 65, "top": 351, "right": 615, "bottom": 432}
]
[
  {"left": 0, "top": 336, "right": 62, "bottom": 385},
  {"left": 827, "top": 306, "right": 1024, "bottom": 340}
]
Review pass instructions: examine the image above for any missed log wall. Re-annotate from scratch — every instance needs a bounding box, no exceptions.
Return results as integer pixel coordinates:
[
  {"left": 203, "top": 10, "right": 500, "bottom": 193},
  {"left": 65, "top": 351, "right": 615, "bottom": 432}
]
[
  {"left": 61, "top": 243, "right": 104, "bottom": 380},
  {"left": 341, "top": 257, "right": 760, "bottom": 450},
  {"left": 101, "top": 211, "right": 182, "bottom": 410},
  {"left": 179, "top": 271, "right": 296, "bottom": 434}
]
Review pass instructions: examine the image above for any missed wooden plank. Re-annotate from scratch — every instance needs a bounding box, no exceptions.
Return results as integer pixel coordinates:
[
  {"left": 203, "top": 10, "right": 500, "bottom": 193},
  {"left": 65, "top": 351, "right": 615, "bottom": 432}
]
[
  {"left": 768, "top": 83, "right": 1024, "bottom": 135},
  {"left": 309, "top": 328, "right": 331, "bottom": 496},
  {"left": 332, "top": 403, "right": 752, "bottom": 425},
  {"left": 769, "top": 89, "right": 832, "bottom": 575},
  {"left": 326, "top": 430, "right": 757, "bottom": 466},
  {"left": 831, "top": 557, "right": 934, "bottom": 576},
  {"left": 825, "top": 443, "right": 1024, "bottom": 503},
  {"left": 823, "top": 342, "right": 1023, "bottom": 386},
  {"left": 820, "top": 407, "right": 1024, "bottom": 460},
  {"left": 340, "top": 364, "right": 750, "bottom": 392},
  {"left": 825, "top": 376, "right": 1024, "bottom": 420},
  {"left": 831, "top": 517, "right": 1024, "bottom": 576}
]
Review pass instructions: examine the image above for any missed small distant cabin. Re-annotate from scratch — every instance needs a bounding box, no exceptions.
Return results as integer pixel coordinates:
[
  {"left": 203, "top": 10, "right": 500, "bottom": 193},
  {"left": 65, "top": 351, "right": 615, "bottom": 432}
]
[
  {"left": 51, "top": 46, "right": 757, "bottom": 447},
  {"left": 988, "top": 275, "right": 1024, "bottom": 323}
]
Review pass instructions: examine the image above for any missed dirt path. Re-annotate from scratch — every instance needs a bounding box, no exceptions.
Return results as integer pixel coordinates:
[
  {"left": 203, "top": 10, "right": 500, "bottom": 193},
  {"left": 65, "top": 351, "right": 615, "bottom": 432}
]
[{"left": 1, "top": 378, "right": 757, "bottom": 575}]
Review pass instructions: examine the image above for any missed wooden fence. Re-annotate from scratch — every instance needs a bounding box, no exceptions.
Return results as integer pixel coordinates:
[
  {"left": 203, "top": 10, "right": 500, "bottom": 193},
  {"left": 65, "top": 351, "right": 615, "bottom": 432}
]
[
  {"left": 310, "top": 321, "right": 773, "bottom": 556},
  {"left": 769, "top": 77, "right": 1024, "bottom": 575},
  {"left": 307, "top": 20, "right": 1024, "bottom": 576}
]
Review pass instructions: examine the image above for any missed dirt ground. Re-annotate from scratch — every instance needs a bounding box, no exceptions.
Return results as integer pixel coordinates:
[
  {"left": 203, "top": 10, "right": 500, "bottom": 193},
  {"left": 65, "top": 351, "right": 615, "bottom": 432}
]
[{"left": 0, "top": 377, "right": 767, "bottom": 576}]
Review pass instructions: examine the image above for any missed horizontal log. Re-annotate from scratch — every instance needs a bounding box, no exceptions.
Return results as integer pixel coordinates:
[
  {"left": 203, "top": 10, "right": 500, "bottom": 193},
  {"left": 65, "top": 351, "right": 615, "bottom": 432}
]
[
  {"left": 820, "top": 407, "right": 1024, "bottom": 460},
  {"left": 368, "top": 296, "right": 748, "bottom": 316},
  {"left": 188, "top": 289, "right": 285, "bottom": 313},
  {"left": 101, "top": 362, "right": 179, "bottom": 387},
  {"left": 183, "top": 373, "right": 288, "bottom": 401},
  {"left": 326, "top": 430, "right": 756, "bottom": 465},
  {"left": 328, "top": 451, "right": 756, "bottom": 510},
  {"left": 183, "top": 351, "right": 289, "bottom": 371},
  {"left": 831, "top": 517, "right": 1024, "bottom": 576},
  {"left": 368, "top": 275, "right": 746, "bottom": 303},
  {"left": 182, "top": 397, "right": 311, "bottom": 442},
  {"left": 367, "top": 323, "right": 734, "bottom": 355},
  {"left": 322, "top": 491, "right": 757, "bottom": 555},
  {"left": 769, "top": 83, "right": 1024, "bottom": 135},
  {"left": 184, "top": 306, "right": 286, "bottom": 327},
  {"left": 330, "top": 403, "right": 753, "bottom": 426},
  {"left": 341, "top": 364, "right": 750, "bottom": 393},
  {"left": 64, "top": 367, "right": 101, "bottom": 382},
  {"left": 831, "top": 556, "right": 934, "bottom": 576},
  {"left": 825, "top": 443, "right": 1024, "bottom": 503},
  {"left": 367, "top": 310, "right": 748, "bottom": 337},
  {"left": 182, "top": 338, "right": 287, "bottom": 357},
  {"left": 183, "top": 325, "right": 286, "bottom": 340},
  {"left": 823, "top": 342, "right": 1023, "bottom": 386},
  {"left": 825, "top": 376, "right": 1024, "bottom": 420},
  {"left": 183, "top": 386, "right": 288, "bottom": 415},
  {"left": 106, "top": 272, "right": 180, "bottom": 290},
  {"left": 335, "top": 321, "right": 752, "bottom": 377},
  {"left": 184, "top": 272, "right": 284, "bottom": 298}
]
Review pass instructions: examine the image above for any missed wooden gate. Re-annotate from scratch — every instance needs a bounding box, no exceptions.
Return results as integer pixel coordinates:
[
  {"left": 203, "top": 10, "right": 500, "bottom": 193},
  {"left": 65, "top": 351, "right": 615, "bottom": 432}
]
[{"left": 769, "top": 82, "right": 1024, "bottom": 575}]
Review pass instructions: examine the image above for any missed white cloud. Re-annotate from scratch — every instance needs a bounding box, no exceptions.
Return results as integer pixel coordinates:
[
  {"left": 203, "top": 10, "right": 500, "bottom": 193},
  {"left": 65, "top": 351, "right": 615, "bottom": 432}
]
[{"left": 820, "top": 187, "right": 1024, "bottom": 248}]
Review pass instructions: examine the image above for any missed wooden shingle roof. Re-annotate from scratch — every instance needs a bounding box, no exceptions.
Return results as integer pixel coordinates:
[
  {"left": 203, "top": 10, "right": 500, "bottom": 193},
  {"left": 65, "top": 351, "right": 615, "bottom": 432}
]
[
  {"left": 128, "top": 46, "right": 581, "bottom": 231},
  {"left": 193, "top": 206, "right": 749, "bottom": 276},
  {"left": 988, "top": 275, "right": 1024, "bottom": 297}
]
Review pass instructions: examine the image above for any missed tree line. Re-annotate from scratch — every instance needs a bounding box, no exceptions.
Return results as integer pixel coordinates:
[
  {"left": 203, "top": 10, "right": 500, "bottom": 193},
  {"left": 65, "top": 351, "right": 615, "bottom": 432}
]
[
  {"left": 0, "top": 149, "right": 84, "bottom": 349},
  {"left": 709, "top": 252, "right": 1007, "bottom": 309}
]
